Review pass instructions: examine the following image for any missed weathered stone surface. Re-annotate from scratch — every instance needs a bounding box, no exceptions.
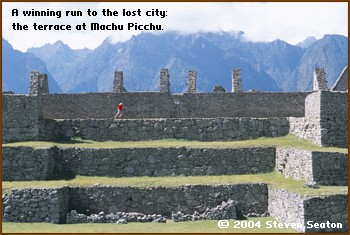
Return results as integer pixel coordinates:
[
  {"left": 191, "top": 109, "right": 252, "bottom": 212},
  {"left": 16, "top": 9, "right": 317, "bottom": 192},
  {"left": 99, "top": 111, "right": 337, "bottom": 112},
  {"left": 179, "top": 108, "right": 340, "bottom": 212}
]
[
  {"left": 268, "top": 187, "right": 348, "bottom": 232},
  {"left": 289, "top": 91, "right": 348, "bottom": 148},
  {"left": 331, "top": 66, "right": 348, "bottom": 91},
  {"left": 2, "top": 146, "right": 275, "bottom": 180},
  {"left": 232, "top": 68, "right": 242, "bottom": 92}
]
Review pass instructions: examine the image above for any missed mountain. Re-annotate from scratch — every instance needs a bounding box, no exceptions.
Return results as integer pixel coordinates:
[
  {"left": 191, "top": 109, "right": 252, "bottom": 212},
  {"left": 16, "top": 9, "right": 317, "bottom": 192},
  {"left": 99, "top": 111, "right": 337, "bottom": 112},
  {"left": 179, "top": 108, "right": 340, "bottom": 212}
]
[
  {"left": 2, "top": 38, "right": 61, "bottom": 94},
  {"left": 284, "top": 34, "right": 348, "bottom": 91},
  {"left": 27, "top": 41, "right": 92, "bottom": 92},
  {"left": 14, "top": 32, "right": 348, "bottom": 93},
  {"left": 296, "top": 36, "right": 317, "bottom": 48}
]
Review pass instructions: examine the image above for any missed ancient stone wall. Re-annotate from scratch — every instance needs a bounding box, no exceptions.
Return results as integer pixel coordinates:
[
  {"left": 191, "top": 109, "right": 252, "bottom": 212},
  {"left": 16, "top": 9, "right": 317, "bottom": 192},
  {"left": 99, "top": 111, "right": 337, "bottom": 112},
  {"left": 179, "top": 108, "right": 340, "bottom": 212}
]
[
  {"left": 331, "top": 66, "right": 348, "bottom": 91},
  {"left": 29, "top": 71, "right": 49, "bottom": 95},
  {"left": 2, "top": 147, "right": 56, "bottom": 181},
  {"left": 2, "top": 184, "right": 267, "bottom": 223},
  {"left": 2, "top": 188, "right": 69, "bottom": 224},
  {"left": 113, "top": 71, "right": 127, "bottom": 93},
  {"left": 232, "top": 69, "right": 242, "bottom": 92},
  {"left": 268, "top": 187, "right": 348, "bottom": 232},
  {"left": 275, "top": 148, "right": 313, "bottom": 182},
  {"left": 303, "top": 195, "right": 348, "bottom": 232},
  {"left": 41, "top": 92, "right": 309, "bottom": 119},
  {"left": 2, "top": 146, "right": 275, "bottom": 180},
  {"left": 2, "top": 95, "right": 42, "bottom": 143},
  {"left": 275, "top": 148, "right": 348, "bottom": 186},
  {"left": 313, "top": 68, "right": 328, "bottom": 91},
  {"left": 268, "top": 187, "right": 305, "bottom": 232},
  {"left": 187, "top": 70, "right": 196, "bottom": 93},
  {"left": 42, "top": 117, "right": 289, "bottom": 142},
  {"left": 69, "top": 184, "right": 268, "bottom": 216},
  {"left": 289, "top": 91, "right": 348, "bottom": 148}
]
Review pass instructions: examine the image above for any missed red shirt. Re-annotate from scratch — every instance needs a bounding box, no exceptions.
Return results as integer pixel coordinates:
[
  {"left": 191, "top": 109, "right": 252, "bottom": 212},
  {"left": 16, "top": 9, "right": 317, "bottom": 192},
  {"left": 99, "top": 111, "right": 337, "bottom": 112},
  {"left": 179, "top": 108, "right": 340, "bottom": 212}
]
[{"left": 117, "top": 104, "right": 123, "bottom": 110}]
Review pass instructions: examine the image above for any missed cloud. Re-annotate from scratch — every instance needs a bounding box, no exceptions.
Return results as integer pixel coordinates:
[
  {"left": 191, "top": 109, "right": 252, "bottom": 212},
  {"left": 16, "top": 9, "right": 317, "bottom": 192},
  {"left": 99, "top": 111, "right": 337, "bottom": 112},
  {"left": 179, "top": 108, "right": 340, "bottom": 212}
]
[{"left": 2, "top": 2, "right": 347, "bottom": 52}]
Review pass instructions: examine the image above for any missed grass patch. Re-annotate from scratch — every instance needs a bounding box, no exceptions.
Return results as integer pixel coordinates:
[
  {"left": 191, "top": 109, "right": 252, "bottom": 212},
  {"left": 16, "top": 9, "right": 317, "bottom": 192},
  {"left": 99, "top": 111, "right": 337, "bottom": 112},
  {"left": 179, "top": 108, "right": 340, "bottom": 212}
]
[
  {"left": 3, "top": 134, "right": 347, "bottom": 153},
  {"left": 3, "top": 172, "right": 347, "bottom": 196},
  {"left": 2, "top": 217, "right": 298, "bottom": 233}
]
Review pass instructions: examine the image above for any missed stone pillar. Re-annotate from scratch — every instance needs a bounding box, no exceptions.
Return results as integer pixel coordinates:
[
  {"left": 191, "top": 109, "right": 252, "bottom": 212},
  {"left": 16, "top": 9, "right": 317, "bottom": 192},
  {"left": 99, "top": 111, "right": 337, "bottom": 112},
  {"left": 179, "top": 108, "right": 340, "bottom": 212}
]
[
  {"left": 313, "top": 68, "right": 328, "bottom": 91},
  {"left": 160, "top": 68, "right": 170, "bottom": 93},
  {"left": 232, "top": 68, "right": 242, "bottom": 92},
  {"left": 29, "top": 71, "right": 49, "bottom": 95},
  {"left": 39, "top": 73, "right": 49, "bottom": 94},
  {"left": 113, "top": 71, "right": 127, "bottom": 93},
  {"left": 187, "top": 70, "right": 197, "bottom": 93}
]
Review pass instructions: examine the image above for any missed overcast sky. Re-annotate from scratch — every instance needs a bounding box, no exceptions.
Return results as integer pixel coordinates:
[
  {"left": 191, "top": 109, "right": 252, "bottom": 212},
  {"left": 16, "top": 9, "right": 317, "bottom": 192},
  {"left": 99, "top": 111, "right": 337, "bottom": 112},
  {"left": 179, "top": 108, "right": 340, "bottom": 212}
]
[{"left": 2, "top": 2, "right": 348, "bottom": 52}]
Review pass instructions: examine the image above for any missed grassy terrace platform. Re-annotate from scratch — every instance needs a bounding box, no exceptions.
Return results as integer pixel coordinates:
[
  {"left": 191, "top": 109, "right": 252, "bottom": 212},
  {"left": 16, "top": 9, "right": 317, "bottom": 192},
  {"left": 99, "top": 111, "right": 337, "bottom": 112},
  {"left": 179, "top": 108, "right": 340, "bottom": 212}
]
[
  {"left": 3, "top": 172, "right": 347, "bottom": 196},
  {"left": 3, "top": 134, "right": 348, "bottom": 153}
]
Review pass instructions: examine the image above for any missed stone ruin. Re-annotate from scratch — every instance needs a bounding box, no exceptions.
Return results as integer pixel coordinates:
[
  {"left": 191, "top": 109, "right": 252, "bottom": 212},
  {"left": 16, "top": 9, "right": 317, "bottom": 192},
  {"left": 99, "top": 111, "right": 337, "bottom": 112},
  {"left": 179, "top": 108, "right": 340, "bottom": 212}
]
[
  {"left": 113, "top": 71, "right": 127, "bottom": 93},
  {"left": 2, "top": 66, "right": 348, "bottom": 232},
  {"left": 313, "top": 68, "right": 328, "bottom": 91},
  {"left": 29, "top": 71, "right": 49, "bottom": 95}
]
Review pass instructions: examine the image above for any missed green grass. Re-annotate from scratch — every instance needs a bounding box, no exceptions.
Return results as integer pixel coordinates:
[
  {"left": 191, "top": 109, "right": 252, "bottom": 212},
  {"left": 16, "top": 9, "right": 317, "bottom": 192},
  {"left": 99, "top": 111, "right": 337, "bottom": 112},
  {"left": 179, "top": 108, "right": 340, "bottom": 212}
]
[
  {"left": 3, "top": 134, "right": 347, "bottom": 153},
  {"left": 3, "top": 172, "right": 347, "bottom": 196},
  {"left": 2, "top": 217, "right": 298, "bottom": 233}
]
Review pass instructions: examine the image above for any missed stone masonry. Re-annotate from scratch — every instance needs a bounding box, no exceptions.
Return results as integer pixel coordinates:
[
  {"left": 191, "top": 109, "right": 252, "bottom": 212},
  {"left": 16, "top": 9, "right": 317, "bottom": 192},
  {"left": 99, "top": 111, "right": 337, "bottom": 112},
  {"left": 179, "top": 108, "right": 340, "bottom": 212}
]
[
  {"left": 232, "top": 68, "right": 242, "bottom": 92},
  {"left": 113, "top": 71, "right": 127, "bottom": 93},
  {"left": 2, "top": 146, "right": 276, "bottom": 180},
  {"left": 275, "top": 148, "right": 347, "bottom": 186},
  {"left": 269, "top": 187, "right": 348, "bottom": 232},
  {"left": 187, "top": 70, "right": 196, "bottom": 93},
  {"left": 313, "top": 68, "right": 328, "bottom": 91},
  {"left": 332, "top": 66, "right": 348, "bottom": 91},
  {"left": 29, "top": 71, "right": 49, "bottom": 95},
  {"left": 160, "top": 68, "right": 170, "bottom": 93}
]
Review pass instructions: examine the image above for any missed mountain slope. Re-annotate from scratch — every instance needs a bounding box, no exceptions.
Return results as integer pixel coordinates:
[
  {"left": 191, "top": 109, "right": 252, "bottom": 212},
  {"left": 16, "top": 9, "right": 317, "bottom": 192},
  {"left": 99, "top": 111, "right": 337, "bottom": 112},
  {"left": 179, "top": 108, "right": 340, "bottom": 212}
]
[
  {"left": 27, "top": 41, "right": 92, "bottom": 92},
  {"left": 285, "top": 34, "right": 348, "bottom": 91},
  {"left": 2, "top": 38, "right": 61, "bottom": 94},
  {"left": 16, "top": 32, "right": 348, "bottom": 93}
]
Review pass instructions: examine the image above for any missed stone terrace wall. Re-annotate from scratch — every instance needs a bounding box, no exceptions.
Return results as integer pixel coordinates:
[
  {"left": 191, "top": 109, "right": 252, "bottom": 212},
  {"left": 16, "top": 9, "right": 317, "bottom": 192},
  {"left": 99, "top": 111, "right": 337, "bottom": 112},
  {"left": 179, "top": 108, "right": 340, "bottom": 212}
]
[
  {"left": 44, "top": 117, "right": 289, "bottom": 142},
  {"left": 318, "top": 91, "right": 348, "bottom": 147},
  {"left": 2, "top": 188, "right": 69, "bottom": 224},
  {"left": 2, "top": 95, "right": 42, "bottom": 143},
  {"left": 2, "top": 147, "right": 56, "bottom": 181},
  {"left": 69, "top": 184, "right": 268, "bottom": 216},
  {"left": 290, "top": 91, "right": 348, "bottom": 148},
  {"left": 58, "top": 147, "right": 275, "bottom": 177},
  {"left": 2, "top": 184, "right": 268, "bottom": 223},
  {"left": 275, "top": 148, "right": 348, "bottom": 186},
  {"left": 2, "top": 146, "right": 275, "bottom": 180},
  {"left": 275, "top": 148, "right": 313, "bottom": 182},
  {"left": 303, "top": 195, "right": 348, "bottom": 232},
  {"left": 268, "top": 187, "right": 305, "bottom": 232},
  {"left": 41, "top": 92, "right": 309, "bottom": 119},
  {"left": 268, "top": 188, "right": 348, "bottom": 232}
]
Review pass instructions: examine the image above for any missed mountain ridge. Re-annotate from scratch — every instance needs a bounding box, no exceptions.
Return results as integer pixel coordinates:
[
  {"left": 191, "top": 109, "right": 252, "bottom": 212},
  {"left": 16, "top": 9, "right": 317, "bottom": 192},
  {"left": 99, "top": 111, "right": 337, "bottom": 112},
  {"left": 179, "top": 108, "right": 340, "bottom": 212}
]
[{"left": 3, "top": 32, "right": 348, "bottom": 94}]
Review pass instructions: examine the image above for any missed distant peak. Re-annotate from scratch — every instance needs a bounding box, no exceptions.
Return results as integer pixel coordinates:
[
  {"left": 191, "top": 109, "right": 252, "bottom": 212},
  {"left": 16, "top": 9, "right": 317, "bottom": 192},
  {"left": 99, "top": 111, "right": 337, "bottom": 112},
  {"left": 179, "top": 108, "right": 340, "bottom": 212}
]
[{"left": 296, "top": 36, "right": 317, "bottom": 48}]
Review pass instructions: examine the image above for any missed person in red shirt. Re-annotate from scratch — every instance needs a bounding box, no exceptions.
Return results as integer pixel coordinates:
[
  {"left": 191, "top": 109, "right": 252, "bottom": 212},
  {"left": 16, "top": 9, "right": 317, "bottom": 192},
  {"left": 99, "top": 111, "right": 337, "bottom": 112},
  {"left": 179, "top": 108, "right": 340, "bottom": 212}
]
[{"left": 115, "top": 102, "right": 123, "bottom": 118}]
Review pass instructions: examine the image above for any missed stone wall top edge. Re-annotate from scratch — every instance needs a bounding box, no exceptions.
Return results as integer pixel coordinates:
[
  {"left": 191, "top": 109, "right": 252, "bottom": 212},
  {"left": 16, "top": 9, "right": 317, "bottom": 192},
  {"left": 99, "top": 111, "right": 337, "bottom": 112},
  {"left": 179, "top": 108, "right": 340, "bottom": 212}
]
[
  {"left": 303, "top": 193, "right": 348, "bottom": 200},
  {"left": 40, "top": 91, "right": 312, "bottom": 97},
  {"left": 276, "top": 147, "right": 347, "bottom": 156},
  {"left": 52, "top": 117, "right": 289, "bottom": 121},
  {"left": 2, "top": 145, "right": 276, "bottom": 151}
]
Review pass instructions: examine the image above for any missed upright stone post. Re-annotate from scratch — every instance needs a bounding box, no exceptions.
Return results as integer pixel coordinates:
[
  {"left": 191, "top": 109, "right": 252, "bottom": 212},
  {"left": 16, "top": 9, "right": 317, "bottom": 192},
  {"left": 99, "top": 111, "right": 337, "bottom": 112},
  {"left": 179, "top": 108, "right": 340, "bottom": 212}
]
[
  {"left": 313, "top": 68, "right": 328, "bottom": 91},
  {"left": 113, "top": 71, "right": 127, "bottom": 93},
  {"left": 232, "top": 68, "right": 242, "bottom": 92},
  {"left": 29, "top": 71, "right": 49, "bottom": 95},
  {"left": 187, "top": 70, "right": 197, "bottom": 93},
  {"left": 160, "top": 68, "right": 170, "bottom": 93},
  {"left": 39, "top": 73, "right": 49, "bottom": 94}
]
